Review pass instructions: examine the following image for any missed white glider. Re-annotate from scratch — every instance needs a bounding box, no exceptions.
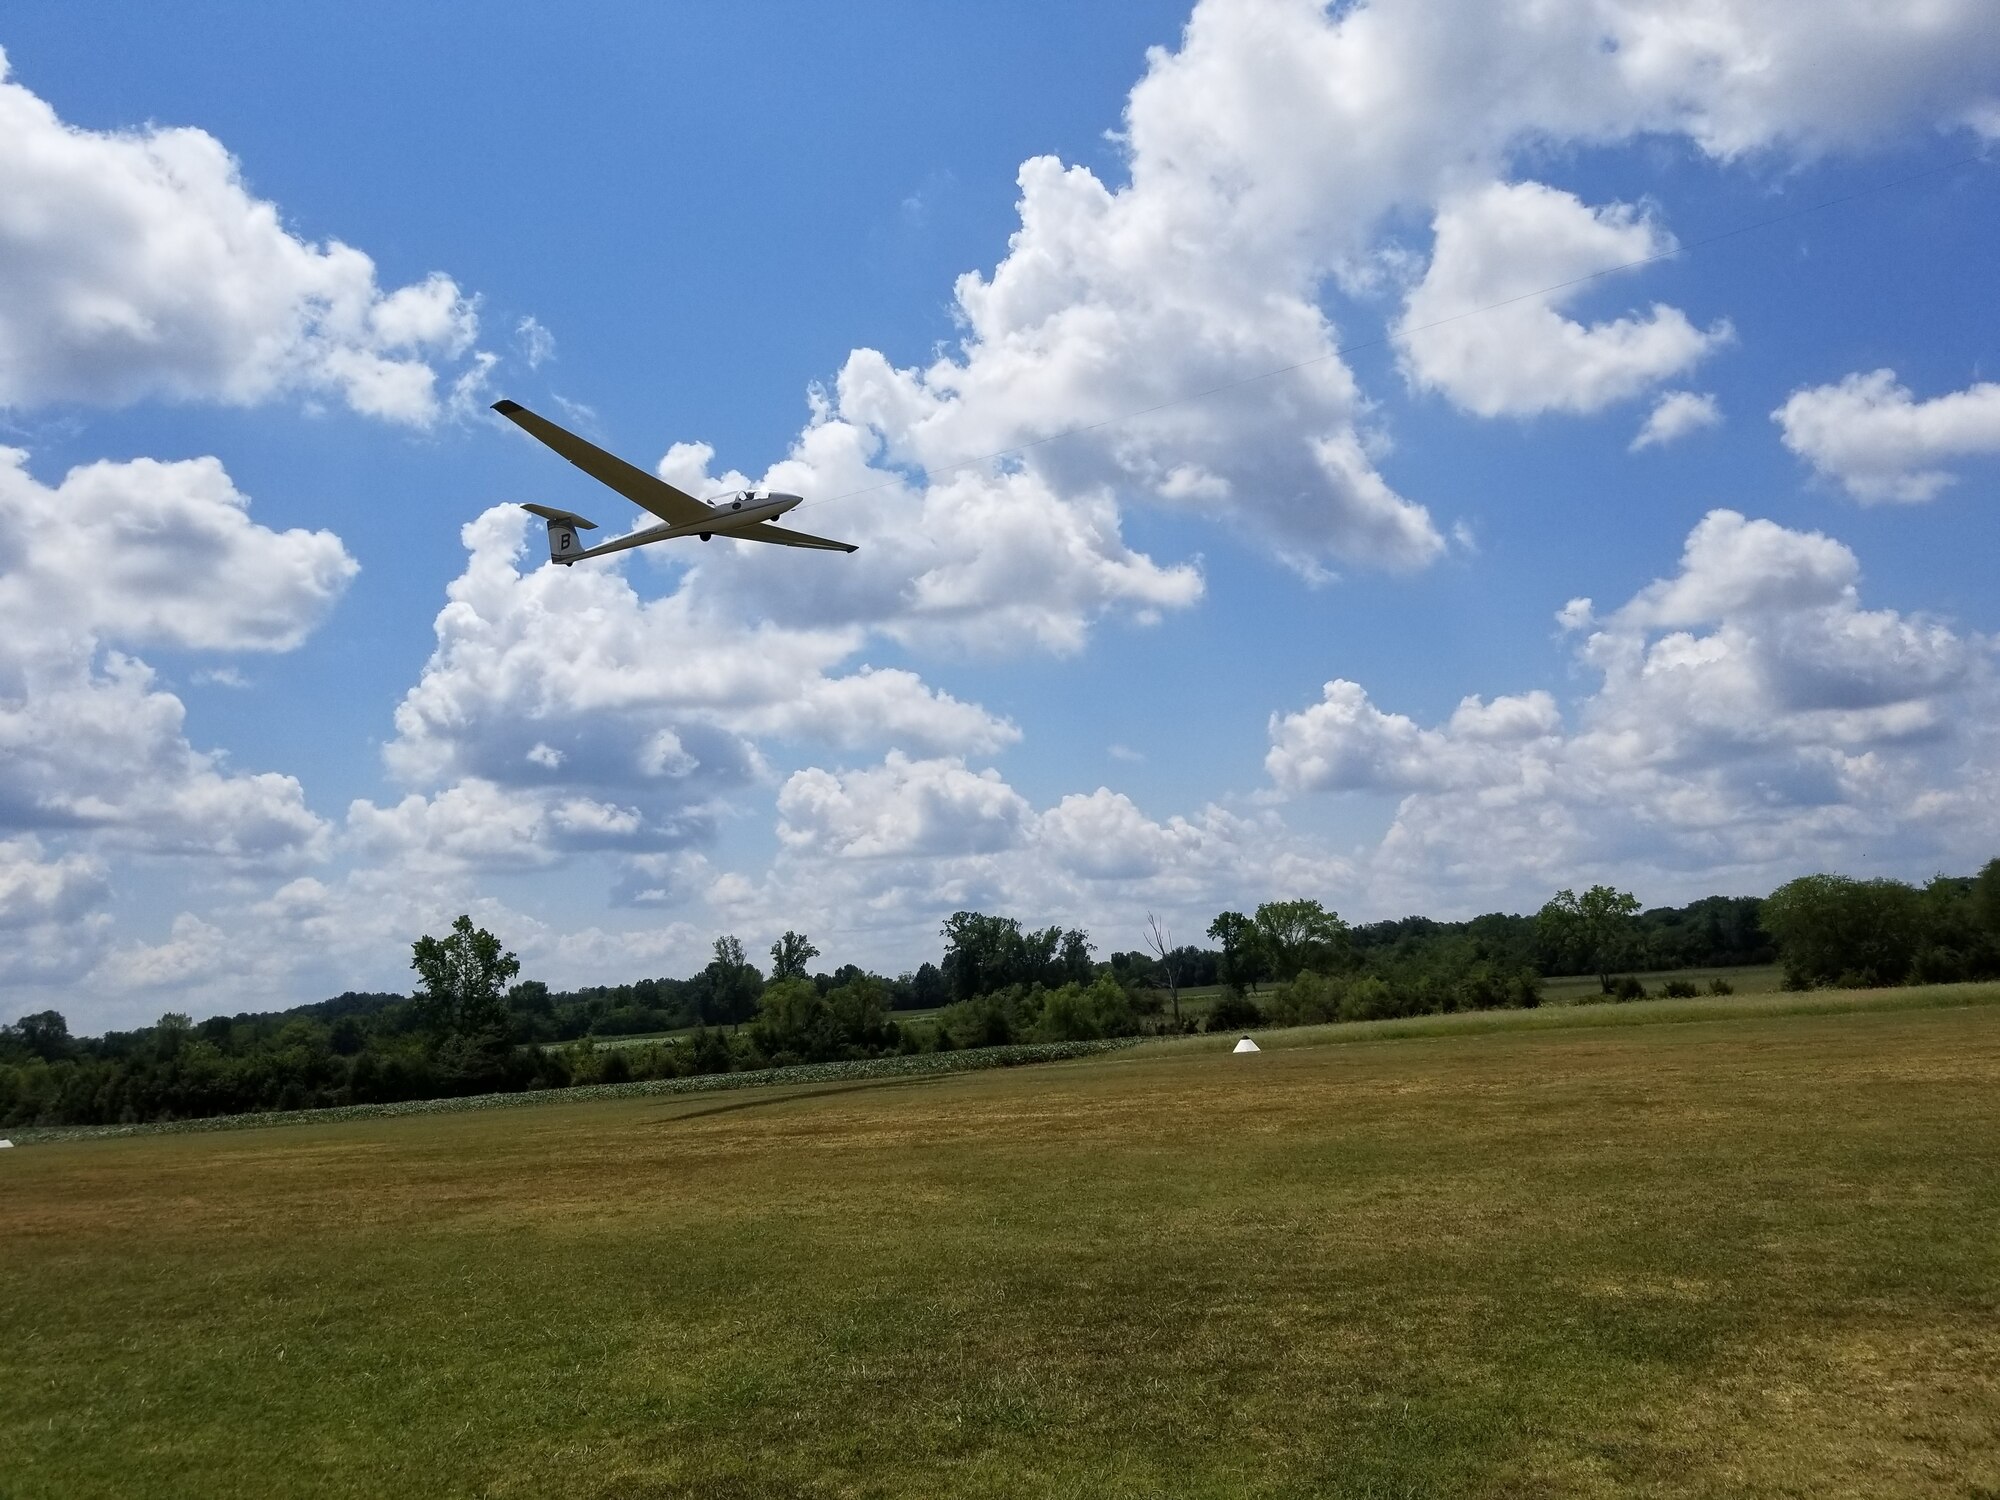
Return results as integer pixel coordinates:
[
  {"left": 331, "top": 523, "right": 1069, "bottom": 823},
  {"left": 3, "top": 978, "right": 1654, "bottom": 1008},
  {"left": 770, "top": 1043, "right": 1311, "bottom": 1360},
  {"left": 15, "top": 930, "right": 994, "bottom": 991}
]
[{"left": 493, "top": 399, "right": 856, "bottom": 563}]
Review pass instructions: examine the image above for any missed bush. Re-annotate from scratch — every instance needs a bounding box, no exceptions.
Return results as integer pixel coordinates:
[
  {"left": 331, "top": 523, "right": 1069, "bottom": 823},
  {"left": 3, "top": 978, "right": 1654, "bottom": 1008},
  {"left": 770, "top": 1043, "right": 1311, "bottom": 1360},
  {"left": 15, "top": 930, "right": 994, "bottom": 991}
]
[
  {"left": 1206, "top": 993, "right": 1265, "bottom": 1032},
  {"left": 1609, "top": 975, "right": 1647, "bottom": 1002},
  {"left": 1763, "top": 873, "right": 1923, "bottom": 989},
  {"left": 1266, "top": 972, "right": 1342, "bottom": 1026},
  {"left": 1706, "top": 978, "right": 1734, "bottom": 996},
  {"left": 1338, "top": 976, "right": 1402, "bottom": 1022},
  {"left": 1660, "top": 979, "right": 1699, "bottom": 998},
  {"left": 1910, "top": 945, "right": 1969, "bottom": 985}
]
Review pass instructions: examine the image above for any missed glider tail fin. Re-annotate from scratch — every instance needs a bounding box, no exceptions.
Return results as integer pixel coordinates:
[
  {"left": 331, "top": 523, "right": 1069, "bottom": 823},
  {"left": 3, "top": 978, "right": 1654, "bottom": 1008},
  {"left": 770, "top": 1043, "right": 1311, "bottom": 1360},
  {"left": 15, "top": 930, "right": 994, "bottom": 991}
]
[
  {"left": 520, "top": 503, "right": 599, "bottom": 565},
  {"left": 547, "top": 518, "right": 584, "bottom": 564}
]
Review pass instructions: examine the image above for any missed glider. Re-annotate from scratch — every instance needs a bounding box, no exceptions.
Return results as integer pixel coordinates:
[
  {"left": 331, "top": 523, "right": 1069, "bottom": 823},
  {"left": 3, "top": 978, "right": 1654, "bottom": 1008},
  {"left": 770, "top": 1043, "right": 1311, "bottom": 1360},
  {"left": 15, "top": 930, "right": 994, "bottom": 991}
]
[{"left": 492, "top": 398, "right": 856, "bottom": 563}]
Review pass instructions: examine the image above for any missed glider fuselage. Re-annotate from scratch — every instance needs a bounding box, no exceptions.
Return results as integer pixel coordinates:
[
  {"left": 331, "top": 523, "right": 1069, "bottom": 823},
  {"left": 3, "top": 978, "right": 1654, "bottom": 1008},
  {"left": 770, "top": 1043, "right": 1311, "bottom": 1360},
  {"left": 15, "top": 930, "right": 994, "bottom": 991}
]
[{"left": 648, "top": 490, "right": 804, "bottom": 542}]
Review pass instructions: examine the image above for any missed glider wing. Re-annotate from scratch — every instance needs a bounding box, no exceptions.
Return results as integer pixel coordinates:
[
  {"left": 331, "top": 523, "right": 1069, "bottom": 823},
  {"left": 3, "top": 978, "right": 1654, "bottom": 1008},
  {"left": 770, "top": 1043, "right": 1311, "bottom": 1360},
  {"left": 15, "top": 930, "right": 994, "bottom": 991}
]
[
  {"left": 737, "top": 522, "right": 859, "bottom": 553},
  {"left": 493, "top": 399, "right": 711, "bottom": 526}
]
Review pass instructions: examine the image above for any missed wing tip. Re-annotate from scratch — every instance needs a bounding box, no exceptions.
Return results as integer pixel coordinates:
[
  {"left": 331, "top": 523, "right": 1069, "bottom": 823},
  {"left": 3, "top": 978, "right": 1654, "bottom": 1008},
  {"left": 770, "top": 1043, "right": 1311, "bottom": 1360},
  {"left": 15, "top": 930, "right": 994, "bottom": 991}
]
[{"left": 492, "top": 398, "right": 523, "bottom": 416}]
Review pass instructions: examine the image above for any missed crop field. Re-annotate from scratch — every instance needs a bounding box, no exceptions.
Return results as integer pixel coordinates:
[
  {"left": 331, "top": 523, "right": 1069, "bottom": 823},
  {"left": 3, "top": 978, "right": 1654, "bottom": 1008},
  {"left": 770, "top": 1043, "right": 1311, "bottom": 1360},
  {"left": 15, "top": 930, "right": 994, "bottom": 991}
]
[{"left": 5, "top": 985, "right": 1998, "bottom": 1498}]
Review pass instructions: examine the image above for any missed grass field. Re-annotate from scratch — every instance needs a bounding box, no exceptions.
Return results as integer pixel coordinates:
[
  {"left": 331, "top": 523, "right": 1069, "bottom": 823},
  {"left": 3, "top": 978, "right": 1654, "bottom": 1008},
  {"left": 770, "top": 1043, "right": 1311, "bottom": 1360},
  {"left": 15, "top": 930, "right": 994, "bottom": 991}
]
[
  {"left": 1537, "top": 964, "right": 1785, "bottom": 1004},
  {"left": 5, "top": 985, "right": 1998, "bottom": 1498}
]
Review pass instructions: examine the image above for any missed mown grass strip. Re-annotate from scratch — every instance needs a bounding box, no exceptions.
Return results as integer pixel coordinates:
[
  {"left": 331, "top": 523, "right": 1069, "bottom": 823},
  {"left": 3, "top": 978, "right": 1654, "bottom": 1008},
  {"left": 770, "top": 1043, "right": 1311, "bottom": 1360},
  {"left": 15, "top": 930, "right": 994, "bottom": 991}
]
[
  {"left": 6, "top": 1038, "right": 1138, "bottom": 1146},
  {"left": 1168, "top": 978, "right": 2000, "bottom": 1052}
]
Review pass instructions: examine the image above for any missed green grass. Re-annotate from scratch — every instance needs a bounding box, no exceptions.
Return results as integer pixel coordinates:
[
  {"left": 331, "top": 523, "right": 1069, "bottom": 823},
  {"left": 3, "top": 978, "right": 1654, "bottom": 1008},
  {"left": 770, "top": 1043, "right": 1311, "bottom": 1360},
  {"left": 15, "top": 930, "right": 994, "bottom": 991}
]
[
  {"left": 5, "top": 983, "right": 1998, "bottom": 1498},
  {"left": 6, "top": 1040, "right": 1135, "bottom": 1145},
  {"left": 1538, "top": 963, "right": 1784, "bottom": 1004}
]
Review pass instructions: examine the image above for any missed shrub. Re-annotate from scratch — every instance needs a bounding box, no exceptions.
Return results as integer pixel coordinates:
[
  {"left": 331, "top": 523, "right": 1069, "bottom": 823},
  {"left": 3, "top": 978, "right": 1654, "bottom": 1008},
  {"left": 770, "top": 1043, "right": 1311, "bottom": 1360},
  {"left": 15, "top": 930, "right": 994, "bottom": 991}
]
[
  {"left": 1338, "top": 976, "right": 1402, "bottom": 1022},
  {"left": 1206, "top": 993, "right": 1265, "bottom": 1032},
  {"left": 1609, "top": 975, "right": 1647, "bottom": 1002},
  {"left": 1763, "top": 873, "right": 1923, "bottom": 989},
  {"left": 1266, "top": 971, "right": 1342, "bottom": 1026},
  {"left": 1910, "top": 946, "right": 1969, "bottom": 985},
  {"left": 1706, "top": 978, "right": 1734, "bottom": 996},
  {"left": 1660, "top": 979, "right": 1699, "bottom": 998}
]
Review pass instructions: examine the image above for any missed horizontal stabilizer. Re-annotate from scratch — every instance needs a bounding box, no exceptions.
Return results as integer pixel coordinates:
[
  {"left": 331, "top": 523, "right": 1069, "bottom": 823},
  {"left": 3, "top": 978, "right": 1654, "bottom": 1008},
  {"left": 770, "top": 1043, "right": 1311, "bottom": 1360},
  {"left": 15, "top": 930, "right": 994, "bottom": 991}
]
[{"left": 521, "top": 503, "right": 598, "bottom": 529}]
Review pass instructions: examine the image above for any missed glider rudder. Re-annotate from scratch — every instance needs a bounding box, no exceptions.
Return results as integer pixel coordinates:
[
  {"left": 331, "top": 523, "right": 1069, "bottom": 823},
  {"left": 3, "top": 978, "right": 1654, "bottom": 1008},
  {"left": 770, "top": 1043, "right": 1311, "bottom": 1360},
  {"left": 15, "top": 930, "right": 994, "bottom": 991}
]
[{"left": 520, "top": 502, "right": 598, "bottom": 566}]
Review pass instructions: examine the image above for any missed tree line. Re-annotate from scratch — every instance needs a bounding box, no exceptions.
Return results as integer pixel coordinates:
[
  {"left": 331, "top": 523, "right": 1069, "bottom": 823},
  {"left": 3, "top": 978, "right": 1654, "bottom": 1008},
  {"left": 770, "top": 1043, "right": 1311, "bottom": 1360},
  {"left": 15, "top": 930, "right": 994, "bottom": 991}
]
[{"left": 5, "top": 860, "right": 1994, "bottom": 1129}]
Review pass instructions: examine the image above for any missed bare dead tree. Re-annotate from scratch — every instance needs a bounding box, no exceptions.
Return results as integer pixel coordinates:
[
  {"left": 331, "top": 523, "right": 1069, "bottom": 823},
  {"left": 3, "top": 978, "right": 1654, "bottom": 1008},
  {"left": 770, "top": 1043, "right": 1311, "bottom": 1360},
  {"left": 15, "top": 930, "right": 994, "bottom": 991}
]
[{"left": 1143, "top": 912, "right": 1182, "bottom": 1027}]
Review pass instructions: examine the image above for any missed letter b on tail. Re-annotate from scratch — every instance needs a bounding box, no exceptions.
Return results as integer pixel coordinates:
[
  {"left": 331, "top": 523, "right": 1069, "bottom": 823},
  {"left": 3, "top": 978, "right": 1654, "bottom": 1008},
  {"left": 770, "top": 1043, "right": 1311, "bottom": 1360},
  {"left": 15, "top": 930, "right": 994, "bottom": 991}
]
[{"left": 518, "top": 503, "right": 597, "bottom": 565}]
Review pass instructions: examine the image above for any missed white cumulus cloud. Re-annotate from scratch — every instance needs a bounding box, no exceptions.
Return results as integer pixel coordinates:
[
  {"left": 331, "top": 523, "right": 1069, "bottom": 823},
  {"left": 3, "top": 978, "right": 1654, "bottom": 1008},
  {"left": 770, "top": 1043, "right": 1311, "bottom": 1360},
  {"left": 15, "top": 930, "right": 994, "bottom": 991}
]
[
  {"left": 1632, "top": 390, "right": 1723, "bottom": 451},
  {"left": 357, "top": 506, "right": 1022, "bottom": 875},
  {"left": 1774, "top": 369, "right": 2000, "bottom": 502},
  {"left": 757, "top": 752, "right": 1350, "bottom": 965},
  {"left": 1267, "top": 508, "right": 1997, "bottom": 907},
  {"left": 0, "top": 46, "right": 484, "bottom": 424},
  {"left": 0, "top": 448, "right": 350, "bottom": 862},
  {"left": 1398, "top": 182, "right": 1728, "bottom": 418}
]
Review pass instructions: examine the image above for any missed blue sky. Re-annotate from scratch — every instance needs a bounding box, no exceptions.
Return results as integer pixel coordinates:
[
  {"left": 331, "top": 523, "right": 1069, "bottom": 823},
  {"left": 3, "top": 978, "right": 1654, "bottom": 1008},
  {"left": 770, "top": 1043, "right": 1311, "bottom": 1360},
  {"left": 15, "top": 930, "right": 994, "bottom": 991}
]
[{"left": 3, "top": 1, "right": 1998, "bottom": 1031}]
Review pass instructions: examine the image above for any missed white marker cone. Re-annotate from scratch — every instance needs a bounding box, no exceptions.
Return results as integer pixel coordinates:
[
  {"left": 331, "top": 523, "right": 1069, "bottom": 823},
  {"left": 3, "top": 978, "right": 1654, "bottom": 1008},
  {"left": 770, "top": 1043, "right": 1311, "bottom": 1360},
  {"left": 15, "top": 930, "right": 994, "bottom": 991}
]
[{"left": 1232, "top": 1036, "right": 1260, "bottom": 1053}]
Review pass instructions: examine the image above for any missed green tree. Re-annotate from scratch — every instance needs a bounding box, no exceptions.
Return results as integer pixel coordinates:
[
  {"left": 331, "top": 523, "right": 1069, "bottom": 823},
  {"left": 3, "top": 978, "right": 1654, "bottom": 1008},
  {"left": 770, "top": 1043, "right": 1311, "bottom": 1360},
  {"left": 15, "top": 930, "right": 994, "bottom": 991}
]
[
  {"left": 1536, "top": 885, "right": 1640, "bottom": 991},
  {"left": 940, "top": 911, "right": 1023, "bottom": 1002},
  {"left": 1253, "top": 899, "right": 1348, "bottom": 981},
  {"left": 1057, "top": 929, "right": 1096, "bottom": 985},
  {"left": 1207, "top": 911, "right": 1269, "bottom": 993},
  {"left": 825, "top": 975, "right": 890, "bottom": 1048},
  {"left": 410, "top": 916, "right": 520, "bottom": 1041},
  {"left": 1975, "top": 858, "right": 2000, "bottom": 938},
  {"left": 906, "top": 961, "right": 948, "bottom": 1010},
  {"left": 2, "top": 1010, "right": 72, "bottom": 1062},
  {"left": 769, "top": 931, "right": 819, "bottom": 981},
  {"left": 153, "top": 1012, "right": 194, "bottom": 1062},
  {"left": 751, "top": 977, "right": 827, "bottom": 1059},
  {"left": 1762, "top": 874, "right": 1923, "bottom": 988},
  {"left": 702, "top": 935, "right": 763, "bottom": 1030}
]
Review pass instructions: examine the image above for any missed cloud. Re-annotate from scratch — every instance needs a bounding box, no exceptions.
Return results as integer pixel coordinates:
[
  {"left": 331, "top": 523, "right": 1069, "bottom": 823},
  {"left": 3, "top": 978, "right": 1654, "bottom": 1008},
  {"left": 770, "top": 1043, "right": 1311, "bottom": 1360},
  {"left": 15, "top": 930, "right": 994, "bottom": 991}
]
[
  {"left": 818, "top": 156, "right": 1447, "bottom": 575},
  {"left": 0, "top": 647, "right": 329, "bottom": 860},
  {"left": 1632, "top": 390, "right": 1723, "bottom": 451},
  {"left": 0, "top": 836, "right": 107, "bottom": 929},
  {"left": 1398, "top": 182, "right": 1728, "bottom": 417},
  {"left": 347, "top": 780, "right": 648, "bottom": 873},
  {"left": 651, "top": 420, "right": 1205, "bottom": 656},
  {"left": 514, "top": 316, "right": 555, "bottom": 369},
  {"left": 1267, "top": 680, "right": 1562, "bottom": 795},
  {"left": 1268, "top": 508, "right": 1997, "bottom": 907},
  {"left": 0, "top": 448, "right": 349, "bottom": 862},
  {"left": 644, "top": 0, "right": 1998, "bottom": 606},
  {"left": 1774, "top": 369, "right": 2000, "bottom": 502},
  {"left": 758, "top": 752, "right": 1349, "bottom": 962},
  {"left": 90, "top": 912, "right": 231, "bottom": 992},
  {"left": 357, "top": 506, "right": 1021, "bottom": 874},
  {"left": 0, "top": 47, "right": 484, "bottom": 424},
  {"left": 0, "top": 836, "right": 112, "bottom": 995},
  {"left": 777, "top": 752, "right": 1031, "bottom": 860},
  {"left": 0, "top": 448, "right": 357, "bottom": 652}
]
